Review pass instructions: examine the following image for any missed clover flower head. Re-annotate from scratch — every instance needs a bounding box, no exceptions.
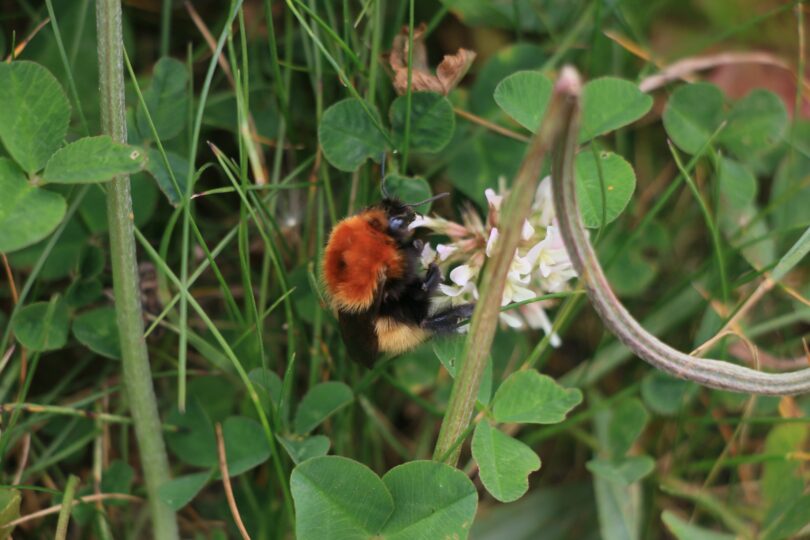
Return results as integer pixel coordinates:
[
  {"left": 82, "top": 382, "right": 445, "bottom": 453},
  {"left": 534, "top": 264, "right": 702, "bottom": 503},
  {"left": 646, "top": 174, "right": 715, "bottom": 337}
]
[{"left": 415, "top": 177, "right": 578, "bottom": 347}]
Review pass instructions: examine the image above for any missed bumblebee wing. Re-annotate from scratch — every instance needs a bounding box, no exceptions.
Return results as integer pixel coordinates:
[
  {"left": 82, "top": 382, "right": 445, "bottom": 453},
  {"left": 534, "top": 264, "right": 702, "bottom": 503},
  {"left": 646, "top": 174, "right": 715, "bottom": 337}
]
[
  {"left": 337, "top": 276, "right": 385, "bottom": 367},
  {"left": 338, "top": 309, "right": 379, "bottom": 367}
]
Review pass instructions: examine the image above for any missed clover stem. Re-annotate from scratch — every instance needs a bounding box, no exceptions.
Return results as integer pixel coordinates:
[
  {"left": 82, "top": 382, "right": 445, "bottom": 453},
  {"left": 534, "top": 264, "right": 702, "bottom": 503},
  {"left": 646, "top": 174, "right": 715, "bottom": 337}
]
[
  {"left": 96, "top": 1, "right": 179, "bottom": 538},
  {"left": 550, "top": 69, "right": 810, "bottom": 396},
  {"left": 433, "top": 68, "right": 583, "bottom": 466}
]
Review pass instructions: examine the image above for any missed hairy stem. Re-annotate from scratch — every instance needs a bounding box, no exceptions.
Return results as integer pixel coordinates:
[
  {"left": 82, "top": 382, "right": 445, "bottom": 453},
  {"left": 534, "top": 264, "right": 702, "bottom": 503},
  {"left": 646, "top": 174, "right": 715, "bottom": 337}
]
[
  {"left": 550, "top": 69, "right": 810, "bottom": 396},
  {"left": 96, "top": 1, "right": 179, "bottom": 537},
  {"left": 433, "top": 68, "right": 583, "bottom": 465}
]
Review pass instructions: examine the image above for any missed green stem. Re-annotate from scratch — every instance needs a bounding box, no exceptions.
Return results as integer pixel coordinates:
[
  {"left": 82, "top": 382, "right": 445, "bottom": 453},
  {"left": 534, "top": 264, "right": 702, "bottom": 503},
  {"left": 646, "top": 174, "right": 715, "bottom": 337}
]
[
  {"left": 433, "top": 69, "right": 582, "bottom": 465},
  {"left": 55, "top": 475, "right": 79, "bottom": 540},
  {"left": 95, "top": 1, "right": 179, "bottom": 538}
]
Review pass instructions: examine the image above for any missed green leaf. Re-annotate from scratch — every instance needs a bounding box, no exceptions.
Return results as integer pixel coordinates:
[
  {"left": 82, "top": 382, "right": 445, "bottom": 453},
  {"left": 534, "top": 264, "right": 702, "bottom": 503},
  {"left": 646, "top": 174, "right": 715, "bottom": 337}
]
[
  {"left": 591, "top": 405, "right": 644, "bottom": 540},
  {"left": 136, "top": 57, "right": 189, "bottom": 142},
  {"left": 586, "top": 456, "right": 654, "bottom": 486},
  {"left": 0, "top": 488, "right": 21, "bottom": 540},
  {"left": 433, "top": 337, "right": 493, "bottom": 405},
  {"left": 78, "top": 175, "right": 158, "bottom": 233},
  {"left": 762, "top": 423, "right": 807, "bottom": 524},
  {"left": 12, "top": 297, "right": 69, "bottom": 352},
  {"left": 100, "top": 460, "right": 134, "bottom": 499},
  {"left": 291, "top": 456, "right": 394, "bottom": 540},
  {"left": 165, "top": 399, "right": 218, "bottom": 468},
  {"left": 249, "top": 367, "right": 283, "bottom": 413},
  {"left": 470, "top": 44, "right": 546, "bottom": 118},
  {"left": 144, "top": 148, "right": 188, "bottom": 206},
  {"left": 717, "top": 157, "right": 757, "bottom": 210},
  {"left": 188, "top": 375, "right": 237, "bottom": 423},
  {"left": 447, "top": 131, "right": 526, "bottom": 207},
  {"left": 65, "top": 279, "right": 103, "bottom": 309},
  {"left": 0, "top": 158, "right": 66, "bottom": 253},
  {"left": 294, "top": 381, "right": 354, "bottom": 434},
  {"left": 662, "top": 511, "right": 735, "bottom": 540},
  {"left": 575, "top": 151, "right": 637, "bottom": 228},
  {"left": 72, "top": 307, "right": 121, "bottom": 359},
  {"left": 663, "top": 83, "right": 725, "bottom": 154},
  {"left": 158, "top": 471, "right": 210, "bottom": 511},
  {"left": 318, "top": 98, "right": 387, "bottom": 172},
  {"left": 493, "top": 70, "right": 553, "bottom": 132},
  {"left": 604, "top": 221, "right": 668, "bottom": 297},
  {"left": 43, "top": 136, "right": 145, "bottom": 184},
  {"left": 607, "top": 399, "right": 649, "bottom": 458},
  {"left": 492, "top": 370, "right": 582, "bottom": 424},
  {"left": 641, "top": 371, "right": 697, "bottom": 416},
  {"left": 390, "top": 92, "right": 455, "bottom": 153},
  {"left": 222, "top": 416, "right": 271, "bottom": 476},
  {"left": 761, "top": 493, "right": 810, "bottom": 540},
  {"left": 0, "top": 61, "right": 71, "bottom": 173},
  {"left": 580, "top": 78, "right": 653, "bottom": 142},
  {"left": 6, "top": 218, "right": 86, "bottom": 281},
  {"left": 277, "top": 435, "right": 331, "bottom": 465},
  {"left": 472, "top": 421, "right": 540, "bottom": 503},
  {"left": 772, "top": 153, "right": 810, "bottom": 230},
  {"left": 381, "top": 460, "right": 478, "bottom": 539},
  {"left": 772, "top": 226, "right": 810, "bottom": 282},
  {"left": 719, "top": 89, "right": 787, "bottom": 160},
  {"left": 383, "top": 174, "right": 433, "bottom": 213}
]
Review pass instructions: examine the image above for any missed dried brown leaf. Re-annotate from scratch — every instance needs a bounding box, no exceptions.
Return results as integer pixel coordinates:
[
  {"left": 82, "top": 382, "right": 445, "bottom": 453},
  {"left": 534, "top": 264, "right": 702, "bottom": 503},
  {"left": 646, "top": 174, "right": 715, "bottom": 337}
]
[{"left": 388, "top": 23, "right": 476, "bottom": 95}]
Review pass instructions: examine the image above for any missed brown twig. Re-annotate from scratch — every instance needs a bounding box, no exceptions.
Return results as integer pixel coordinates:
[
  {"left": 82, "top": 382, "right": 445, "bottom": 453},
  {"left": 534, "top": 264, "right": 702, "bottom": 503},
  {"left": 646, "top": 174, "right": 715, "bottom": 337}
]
[
  {"left": 454, "top": 108, "right": 531, "bottom": 143},
  {"left": 215, "top": 423, "right": 251, "bottom": 540},
  {"left": 4, "top": 17, "right": 51, "bottom": 62},
  {"left": 639, "top": 51, "right": 795, "bottom": 92},
  {"left": 6, "top": 493, "right": 141, "bottom": 528},
  {"left": 12, "top": 433, "right": 30, "bottom": 485}
]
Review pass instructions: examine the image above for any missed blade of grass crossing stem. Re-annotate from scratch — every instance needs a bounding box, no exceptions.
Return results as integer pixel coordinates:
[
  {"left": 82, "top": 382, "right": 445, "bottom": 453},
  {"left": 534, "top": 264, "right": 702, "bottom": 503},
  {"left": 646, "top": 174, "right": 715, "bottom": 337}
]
[
  {"left": 669, "top": 141, "right": 729, "bottom": 307},
  {"left": 433, "top": 68, "right": 583, "bottom": 466},
  {"left": 95, "top": 1, "right": 179, "bottom": 537}
]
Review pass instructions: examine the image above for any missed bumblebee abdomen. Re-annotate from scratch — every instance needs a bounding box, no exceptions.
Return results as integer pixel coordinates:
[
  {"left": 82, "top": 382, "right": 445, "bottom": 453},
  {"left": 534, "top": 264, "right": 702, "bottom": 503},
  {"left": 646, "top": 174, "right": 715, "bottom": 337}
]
[{"left": 324, "top": 212, "right": 404, "bottom": 312}]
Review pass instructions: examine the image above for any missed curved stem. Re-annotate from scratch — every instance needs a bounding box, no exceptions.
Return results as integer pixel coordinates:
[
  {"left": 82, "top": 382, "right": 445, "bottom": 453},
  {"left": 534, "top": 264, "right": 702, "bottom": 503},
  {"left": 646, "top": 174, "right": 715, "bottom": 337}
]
[
  {"left": 96, "top": 1, "right": 179, "bottom": 538},
  {"left": 551, "top": 67, "right": 810, "bottom": 397}
]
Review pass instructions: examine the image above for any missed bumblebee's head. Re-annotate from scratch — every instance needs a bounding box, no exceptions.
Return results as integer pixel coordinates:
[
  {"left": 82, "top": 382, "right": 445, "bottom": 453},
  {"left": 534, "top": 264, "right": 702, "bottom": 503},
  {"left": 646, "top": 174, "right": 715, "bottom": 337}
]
[
  {"left": 379, "top": 193, "right": 448, "bottom": 241},
  {"left": 380, "top": 198, "right": 415, "bottom": 240}
]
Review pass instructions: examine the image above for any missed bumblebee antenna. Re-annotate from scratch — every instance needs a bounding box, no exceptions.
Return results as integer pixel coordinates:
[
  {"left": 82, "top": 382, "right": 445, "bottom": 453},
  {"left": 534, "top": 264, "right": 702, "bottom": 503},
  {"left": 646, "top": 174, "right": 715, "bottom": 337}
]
[
  {"left": 407, "top": 192, "right": 449, "bottom": 208},
  {"left": 380, "top": 153, "right": 390, "bottom": 198}
]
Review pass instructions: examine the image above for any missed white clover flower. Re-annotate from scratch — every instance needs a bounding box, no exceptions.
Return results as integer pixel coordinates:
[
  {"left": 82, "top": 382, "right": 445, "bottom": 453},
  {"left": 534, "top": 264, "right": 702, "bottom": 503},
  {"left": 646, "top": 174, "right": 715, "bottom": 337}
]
[
  {"left": 533, "top": 176, "right": 555, "bottom": 227},
  {"left": 485, "top": 188, "right": 503, "bottom": 210},
  {"left": 436, "top": 244, "right": 457, "bottom": 261},
  {"left": 526, "top": 225, "right": 575, "bottom": 279},
  {"left": 413, "top": 177, "right": 577, "bottom": 347},
  {"left": 420, "top": 242, "right": 437, "bottom": 269},
  {"left": 485, "top": 228, "right": 499, "bottom": 257}
]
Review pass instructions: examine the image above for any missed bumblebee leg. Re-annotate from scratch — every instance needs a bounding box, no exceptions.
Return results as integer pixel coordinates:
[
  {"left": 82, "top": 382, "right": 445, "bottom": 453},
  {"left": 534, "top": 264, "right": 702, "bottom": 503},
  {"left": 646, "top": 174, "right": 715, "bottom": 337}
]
[
  {"left": 421, "top": 263, "right": 441, "bottom": 293},
  {"left": 421, "top": 303, "right": 475, "bottom": 334}
]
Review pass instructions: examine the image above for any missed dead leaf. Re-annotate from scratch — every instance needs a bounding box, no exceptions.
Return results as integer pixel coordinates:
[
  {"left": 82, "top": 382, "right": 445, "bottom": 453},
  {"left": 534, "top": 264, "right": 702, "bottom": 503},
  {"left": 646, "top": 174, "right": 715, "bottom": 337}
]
[{"left": 388, "top": 23, "right": 476, "bottom": 95}]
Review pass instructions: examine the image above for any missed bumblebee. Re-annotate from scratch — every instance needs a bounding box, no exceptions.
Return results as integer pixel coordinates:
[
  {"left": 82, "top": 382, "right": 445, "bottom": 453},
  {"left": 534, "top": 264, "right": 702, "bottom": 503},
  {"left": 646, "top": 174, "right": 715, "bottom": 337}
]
[{"left": 323, "top": 196, "right": 474, "bottom": 366}]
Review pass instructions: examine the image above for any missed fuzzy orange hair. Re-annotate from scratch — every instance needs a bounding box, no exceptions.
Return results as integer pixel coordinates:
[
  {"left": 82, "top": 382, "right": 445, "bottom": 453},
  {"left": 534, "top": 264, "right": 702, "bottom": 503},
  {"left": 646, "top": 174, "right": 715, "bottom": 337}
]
[{"left": 323, "top": 210, "right": 404, "bottom": 313}]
